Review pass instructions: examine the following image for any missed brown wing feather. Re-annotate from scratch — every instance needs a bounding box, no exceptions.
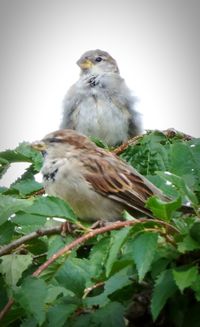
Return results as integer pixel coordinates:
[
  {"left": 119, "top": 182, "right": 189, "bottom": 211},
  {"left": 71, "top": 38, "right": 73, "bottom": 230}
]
[{"left": 83, "top": 151, "right": 166, "bottom": 217}]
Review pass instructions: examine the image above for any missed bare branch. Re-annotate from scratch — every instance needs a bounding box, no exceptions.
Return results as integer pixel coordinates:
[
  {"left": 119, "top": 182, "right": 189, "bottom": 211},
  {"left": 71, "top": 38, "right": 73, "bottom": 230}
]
[
  {"left": 83, "top": 281, "right": 105, "bottom": 299},
  {"left": 113, "top": 128, "right": 194, "bottom": 156},
  {"left": 0, "top": 299, "right": 14, "bottom": 321},
  {"left": 113, "top": 135, "right": 142, "bottom": 155},
  {"left": 0, "top": 225, "right": 63, "bottom": 256},
  {"left": 32, "top": 218, "right": 178, "bottom": 277}
]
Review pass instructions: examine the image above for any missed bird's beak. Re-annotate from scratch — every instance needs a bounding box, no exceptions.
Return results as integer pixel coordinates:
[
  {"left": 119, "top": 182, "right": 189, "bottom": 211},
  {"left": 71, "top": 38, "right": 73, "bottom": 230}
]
[
  {"left": 78, "top": 59, "right": 93, "bottom": 70},
  {"left": 31, "top": 141, "right": 47, "bottom": 152}
]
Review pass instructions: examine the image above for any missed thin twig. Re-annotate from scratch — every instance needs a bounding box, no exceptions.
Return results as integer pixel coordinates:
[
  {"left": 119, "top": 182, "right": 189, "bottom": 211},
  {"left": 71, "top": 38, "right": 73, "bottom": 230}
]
[
  {"left": 144, "top": 227, "right": 176, "bottom": 246},
  {"left": 113, "top": 128, "right": 194, "bottom": 156},
  {"left": 0, "top": 225, "right": 63, "bottom": 256},
  {"left": 162, "top": 128, "right": 194, "bottom": 140},
  {"left": 113, "top": 135, "right": 142, "bottom": 155},
  {"left": 33, "top": 252, "right": 48, "bottom": 259},
  {"left": 83, "top": 281, "right": 105, "bottom": 299},
  {"left": 0, "top": 218, "right": 179, "bottom": 320},
  {"left": 29, "top": 188, "right": 45, "bottom": 197},
  {"left": 32, "top": 219, "right": 178, "bottom": 277},
  {"left": 0, "top": 299, "right": 14, "bottom": 321}
]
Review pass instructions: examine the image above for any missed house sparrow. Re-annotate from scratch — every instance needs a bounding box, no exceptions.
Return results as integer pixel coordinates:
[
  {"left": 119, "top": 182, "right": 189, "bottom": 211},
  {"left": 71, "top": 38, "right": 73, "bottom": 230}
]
[
  {"left": 33, "top": 129, "right": 168, "bottom": 222},
  {"left": 60, "top": 49, "right": 142, "bottom": 146}
]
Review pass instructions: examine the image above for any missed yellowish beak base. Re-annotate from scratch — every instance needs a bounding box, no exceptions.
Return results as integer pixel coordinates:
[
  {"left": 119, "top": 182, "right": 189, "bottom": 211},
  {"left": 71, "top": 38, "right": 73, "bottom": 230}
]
[
  {"left": 79, "top": 59, "right": 93, "bottom": 70},
  {"left": 31, "top": 141, "right": 47, "bottom": 152}
]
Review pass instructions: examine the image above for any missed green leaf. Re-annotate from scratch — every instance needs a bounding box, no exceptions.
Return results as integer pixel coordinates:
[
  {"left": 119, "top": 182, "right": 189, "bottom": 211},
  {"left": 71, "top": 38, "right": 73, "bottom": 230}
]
[
  {"left": 90, "top": 136, "right": 109, "bottom": 149},
  {"left": 0, "top": 308, "right": 24, "bottom": 327},
  {"left": 27, "top": 238, "right": 47, "bottom": 257},
  {"left": 0, "top": 275, "right": 9, "bottom": 310},
  {"left": 170, "top": 142, "right": 200, "bottom": 188},
  {"left": 146, "top": 196, "right": 182, "bottom": 220},
  {"left": 151, "top": 269, "right": 177, "bottom": 321},
  {"left": 24, "top": 196, "right": 77, "bottom": 222},
  {"left": 120, "top": 131, "right": 169, "bottom": 175},
  {"left": 20, "top": 317, "right": 38, "bottom": 327},
  {"left": 105, "top": 266, "right": 133, "bottom": 296},
  {"left": 173, "top": 216, "right": 196, "bottom": 235},
  {"left": 1, "top": 131, "right": 200, "bottom": 326},
  {"left": 92, "top": 302, "right": 125, "bottom": 327},
  {"left": 147, "top": 174, "right": 179, "bottom": 198},
  {"left": 13, "top": 212, "right": 47, "bottom": 226},
  {"left": 177, "top": 235, "right": 200, "bottom": 253},
  {"left": 172, "top": 266, "right": 199, "bottom": 293},
  {"left": 84, "top": 290, "right": 108, "bottom": 307},
  {"left": 55, "top": 258, "right": 92, "bottom": 297},
  {"left": 11, "top": 178, "right": 42, "bottom": 196},
  {"left": 14, "top": 276, "right": 47, "bottom": 325},
  {"left": 105, "top": 227, "right": 130, "bottom": 277},
  {"left": 0, "top": 254, "right": 32, "bottom": 289},
  {"left": 151, "top": 258, "right": 171, "bottom": 279},
  {"left": 158, "top": 171, "right": 198, "bottom": 206},
  {"left": 47, "top": 235, "right": 68, "bottom": 258},
  {"left": 70, "top": 314, "right": 92, "bottom": 327},
  {"left": 89, "top": 236, "right": 110, "bottom": 277},
  {"left": 0, "top": 195, "right": 33, "bottom": 225},
  {"left": 39, "top": 261, "right": 64, "bottom": 282},
  {"left": 0, "top": 142, "right": 43, "bottom": 171},
  {"left": 190, "top": 222, "right": 200, "bottom": 243},
  {"left": 46, "top": 286, "right": 71, "bottom": 304},
  {"left": 0, "top": 149, "right": 30, "bottom": 163},
  {"left": 15, "top": 142, "right": 43, "bottom": 171},
  {"left": 0, "top": 186, "right": 8, "bottom": 193},
  {"left": 132, "top": 232, "right": 158, "bottom": 282},
  {"left": 85, "top": 266, "right": 133, "bottom": 306},
  {"left": 0, "top": 221, "right": 15, "bottom": 245},
  {"left": 47, "top": 301, "right": 77, "bottom": 327},
  {"left": 11, "top": 163, "right": 39, "bottom": 187},
  {"left": 191, "top": 275, "right": 200, "bottom": 301},
  {"left": 0, "top": 157, "right": 9, "bottom": 178}
]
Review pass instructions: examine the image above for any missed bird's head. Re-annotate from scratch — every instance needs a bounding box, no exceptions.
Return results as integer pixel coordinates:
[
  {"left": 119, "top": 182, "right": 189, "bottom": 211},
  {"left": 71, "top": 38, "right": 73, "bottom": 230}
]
[
  {"left": 32, "top": 129, "right": 97, "bottom": 157},
  {"left": 77, "top": 49, "right": 119, "bottom": 75}
]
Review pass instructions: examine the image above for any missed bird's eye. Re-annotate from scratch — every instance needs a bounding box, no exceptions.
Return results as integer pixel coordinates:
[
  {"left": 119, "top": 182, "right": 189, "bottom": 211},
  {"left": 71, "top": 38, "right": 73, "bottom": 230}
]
[
  {"left": 95, "top": 57, "right": 102, "bottom": 62},
  {"left": 47, "top": 137, "right": 64, "bottom": 143}
]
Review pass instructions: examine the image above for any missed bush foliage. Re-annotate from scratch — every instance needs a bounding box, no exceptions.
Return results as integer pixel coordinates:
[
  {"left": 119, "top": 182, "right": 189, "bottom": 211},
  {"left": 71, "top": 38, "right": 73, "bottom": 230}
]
[{"left": 0, "top": 130, "right": 200, "bottom": 327}]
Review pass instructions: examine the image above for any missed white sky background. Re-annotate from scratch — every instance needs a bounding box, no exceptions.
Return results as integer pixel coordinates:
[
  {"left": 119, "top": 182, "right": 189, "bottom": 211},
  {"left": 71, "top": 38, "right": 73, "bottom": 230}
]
[{"left": 0, "top": 0, "right": 200, "bottom": 184}]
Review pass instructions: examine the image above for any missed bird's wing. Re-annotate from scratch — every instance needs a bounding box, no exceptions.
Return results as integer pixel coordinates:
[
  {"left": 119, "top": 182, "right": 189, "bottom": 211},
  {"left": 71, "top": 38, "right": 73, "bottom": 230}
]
[
  {"left": 100, "top": 74, "right": 142, "bottom": 137},
  {"left": 60, "top": 84, "right": 82, "bottom": 129},
  {"left": 83, "top": 151, "right": 163, "bottom": 217}
]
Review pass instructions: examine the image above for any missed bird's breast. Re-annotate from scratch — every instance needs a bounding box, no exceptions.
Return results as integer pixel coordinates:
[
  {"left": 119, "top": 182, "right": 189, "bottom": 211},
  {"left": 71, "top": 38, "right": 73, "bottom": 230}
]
[
  {"left": 41, "top": 156, "right": 123, "bottom": 221},
  {"left": 74, "top": 92, "right": 129, "bottom": 145}
]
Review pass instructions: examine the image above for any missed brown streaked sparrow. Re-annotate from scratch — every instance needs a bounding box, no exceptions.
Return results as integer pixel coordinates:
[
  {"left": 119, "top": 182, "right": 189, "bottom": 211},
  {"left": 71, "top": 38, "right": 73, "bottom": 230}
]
[
  {"left": 60, "top": 49, "right": 142, "bottom": 146},
  {"left": 33, "top": 129, "right": 168, "bottom": 222}
]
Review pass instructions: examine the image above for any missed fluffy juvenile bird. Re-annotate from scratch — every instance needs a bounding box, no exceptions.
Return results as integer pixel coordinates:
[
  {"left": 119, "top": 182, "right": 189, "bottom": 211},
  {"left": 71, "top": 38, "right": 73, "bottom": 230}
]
[
  {"left": 60, "top": 49, "right": 141, "bottom": 146},
  {"left": 33, "top": 129, "right": 168, "bottom": 222}
]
